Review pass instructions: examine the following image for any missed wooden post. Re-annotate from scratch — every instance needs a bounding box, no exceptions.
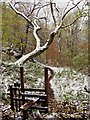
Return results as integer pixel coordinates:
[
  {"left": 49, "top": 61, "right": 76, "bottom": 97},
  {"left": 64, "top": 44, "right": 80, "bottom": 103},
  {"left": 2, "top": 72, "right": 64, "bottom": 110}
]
[
  {"left": 44, "top": 67, "right": 48, "bottom": 110},
  {"left": 10, "top": 85, "right": 14, "bottom": 111},
  {"left": 20, "top": 67, "right": 26, "bottom": 119},
  {"left": 14, "top": 83, "right": 18, "bottom": 111},
  {"left": 18, "top": 83, "right": 21, "bottom": 111},
  {"left": 20, "top": 67, "right": 24, "bottom": 92},
  {"left": 20, "top": 67, "right": 25, "bottom": 105}
]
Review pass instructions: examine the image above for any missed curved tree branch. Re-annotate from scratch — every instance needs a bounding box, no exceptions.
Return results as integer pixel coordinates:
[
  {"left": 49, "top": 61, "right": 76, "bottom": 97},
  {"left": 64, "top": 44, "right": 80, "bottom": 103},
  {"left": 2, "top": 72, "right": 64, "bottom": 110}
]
[
  {"left": 33, "top": 20, "right": 41, "bottom": 48},
  {"left": 30, "top": 59, "right": 55, "bottom": 81},
  {"left": 9, "top": 3, "right": 34, "bottom": 26}
]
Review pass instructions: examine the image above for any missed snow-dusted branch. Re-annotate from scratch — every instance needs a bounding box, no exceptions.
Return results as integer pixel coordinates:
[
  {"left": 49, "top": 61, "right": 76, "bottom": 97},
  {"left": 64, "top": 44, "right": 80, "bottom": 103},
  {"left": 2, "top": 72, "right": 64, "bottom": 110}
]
[
  {"left": 30, "top": 59, "right": 55, "bottom": 81},
  {"left": 13, "top": 24, "right": 61, "bottom": 66},
  {"left": 33, "top": 20, "right": 41, "bottom": 48},
  {"left": 9, "top": 3, "right": 34, "bottom": 26}
]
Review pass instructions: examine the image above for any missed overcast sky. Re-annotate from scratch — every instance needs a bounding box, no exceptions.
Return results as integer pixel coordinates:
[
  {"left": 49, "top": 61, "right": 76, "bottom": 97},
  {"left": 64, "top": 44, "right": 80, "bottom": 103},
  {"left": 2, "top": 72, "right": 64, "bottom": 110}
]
[
  {"left": 0, "top": 0, "right": 84, "bottom": 9},
  {"left": 0, "top": 0, "right": 83, "bottom": 4}
]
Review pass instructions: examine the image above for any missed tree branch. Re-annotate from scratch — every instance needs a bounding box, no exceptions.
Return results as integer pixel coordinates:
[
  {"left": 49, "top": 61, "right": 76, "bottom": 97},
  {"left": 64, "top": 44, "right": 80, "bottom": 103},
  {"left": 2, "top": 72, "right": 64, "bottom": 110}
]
[
  {"left": 9, "top": 3, "right": 34, "bottom": 26},
  {"left": 61, "top": 15, "right": 82, "bottom": 29},
  {"left": 50, "top": 1, "right": 56, "bottom": 26},
  {"left": 8, "top": 1, "right": 83, "bottom": 66},
  {"left": 62, "top": 0, "right": 82, "bottom": 20},
  {"left": 30, "top": 59, "right": 55, "bottom": 81},
  {"left": 33, "top": 20, "right": 41, "bottom": 48}
]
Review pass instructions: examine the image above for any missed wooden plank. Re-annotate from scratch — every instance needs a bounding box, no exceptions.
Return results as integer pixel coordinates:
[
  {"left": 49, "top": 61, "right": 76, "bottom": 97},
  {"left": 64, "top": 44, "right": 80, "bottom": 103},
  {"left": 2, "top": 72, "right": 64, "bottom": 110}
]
[
  {"left": 9, "top": 85, "right": 14, "bottom": 111},
  {"left": 18, "top": 88, "right": 21, "bottom": 111},
  {"left": 20, "top": 98, "right": 39, "bottom": 111},
  {"left": 9, "top": 88, "right": 45, "bottom": 92},
  {"left": 20, "top": 67, "right": 24, "bottom": 92},
  {"left": 13, "top": 97, "right": 22, "bottom": 101},
  {"left": 24, "top": 88, "right": 45, "bottom": 92},
  {"left": 14, "top": 87, "right": 18, "bottom": 111},
  {"left": 20, "top": 67, "right": 25, "bottom": 105},
  {"left": 11, "top": 87, "right": 20, "bottom": 90},
  {"left": 44, "top": 67, "right": 48, "bottom": 107},
  {"left": 21, "top": 93, "right": 47, "bottom": 98},
  {"left": 31, "top": 106, "right": 48, "bottom": 110},
  {"left": 13, "top": 98, "right": 45, "bottom": 103},
  {"left": 45, "top": 67, "right": 48, "bottom": 95}
]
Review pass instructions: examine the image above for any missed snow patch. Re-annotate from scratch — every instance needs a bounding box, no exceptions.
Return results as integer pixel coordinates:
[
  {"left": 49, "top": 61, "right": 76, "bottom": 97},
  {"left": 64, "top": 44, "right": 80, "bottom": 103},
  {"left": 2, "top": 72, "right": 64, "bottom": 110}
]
[{"left": 50, "top": 67, "right": 88, "bottom": 102}]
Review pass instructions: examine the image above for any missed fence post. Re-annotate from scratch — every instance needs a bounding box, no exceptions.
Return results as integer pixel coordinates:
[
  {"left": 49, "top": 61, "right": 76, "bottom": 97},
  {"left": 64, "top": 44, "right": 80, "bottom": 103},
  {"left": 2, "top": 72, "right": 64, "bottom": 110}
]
[
  {"left": 9, "top": 85, "right": 14, "bottom": 111},
  {"left": 20, "top": 67, "right": 24, "bottom": 92},
  {"left": 20, "top": 67, "right": 25, "bottom": 105},
  {"left": 18, "top": 83, "right": 21, "bottom": 111},
  {"left": 44, "top": 67, "right": 48, "bottom": 110},
  {"left": 20, "top": 67, "right": 26, "bottom": 119}
]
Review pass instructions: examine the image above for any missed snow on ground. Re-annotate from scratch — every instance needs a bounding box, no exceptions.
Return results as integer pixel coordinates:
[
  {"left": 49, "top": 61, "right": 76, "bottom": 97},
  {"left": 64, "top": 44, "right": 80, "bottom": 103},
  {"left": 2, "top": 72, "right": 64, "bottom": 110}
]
[
  {"left": 50, "top": 67, "right": 88, "bottom": 102},
  {"left": 1, "top": 62, "right": 89, "bottom": 102}
]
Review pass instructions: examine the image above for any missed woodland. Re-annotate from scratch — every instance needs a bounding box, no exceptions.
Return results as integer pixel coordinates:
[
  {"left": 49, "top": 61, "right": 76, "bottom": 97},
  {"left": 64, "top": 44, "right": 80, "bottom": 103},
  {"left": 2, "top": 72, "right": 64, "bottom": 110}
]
[{"left": 0, "top": 0, "right": 89, "bottom": 120}]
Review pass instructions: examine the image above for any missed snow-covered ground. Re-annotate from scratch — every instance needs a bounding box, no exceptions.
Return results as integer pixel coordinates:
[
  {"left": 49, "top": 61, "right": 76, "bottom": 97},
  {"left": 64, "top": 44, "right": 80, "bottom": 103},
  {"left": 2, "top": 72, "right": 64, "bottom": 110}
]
[
  {"left": 1, "top": 62, "right": 89, "bottom": 102},
  {"left": 50, "top": 67, "right": 88, "bottom": 102}
]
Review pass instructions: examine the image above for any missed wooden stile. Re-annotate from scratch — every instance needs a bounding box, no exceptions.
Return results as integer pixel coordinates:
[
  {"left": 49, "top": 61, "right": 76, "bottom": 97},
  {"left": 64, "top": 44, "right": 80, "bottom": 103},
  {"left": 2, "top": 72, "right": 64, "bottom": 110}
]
[{"left": 9, "top": 67, "right": 49, "bottom": 119}]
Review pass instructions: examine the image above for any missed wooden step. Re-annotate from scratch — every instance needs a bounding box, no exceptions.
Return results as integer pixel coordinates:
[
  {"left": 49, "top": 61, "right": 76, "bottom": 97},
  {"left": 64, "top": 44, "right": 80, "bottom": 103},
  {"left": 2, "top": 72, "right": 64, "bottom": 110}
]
[
  {"left": 31, "top": 106, "right": 48, "bottom": 110},
  {"left": 13, "top": 97, "right": 46, "bottom": 103},
  {"left": 20, "top": 98, "right": 39, "bottom": 111},
  {"left": 21, "top": 93, "right": 47, "bottom": 99}
]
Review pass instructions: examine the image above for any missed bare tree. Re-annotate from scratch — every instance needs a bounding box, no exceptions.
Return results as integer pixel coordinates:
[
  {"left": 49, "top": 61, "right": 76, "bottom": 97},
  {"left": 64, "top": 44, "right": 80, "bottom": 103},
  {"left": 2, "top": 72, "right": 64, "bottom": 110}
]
[{"left": 8, "top": 0, "right": 83, "bottom": 66}]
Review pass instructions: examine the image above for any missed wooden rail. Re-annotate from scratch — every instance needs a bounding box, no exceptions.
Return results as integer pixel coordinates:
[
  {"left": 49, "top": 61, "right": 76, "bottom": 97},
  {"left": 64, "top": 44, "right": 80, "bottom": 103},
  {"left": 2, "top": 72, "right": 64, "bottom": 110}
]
[
  {"left": 24, "top": 88, "right": 45, "bottom": 92},
  {"left": 20, "top": 98, "right": 39, "bottom": 111},
  {"left": 21, "top": 93, "right": 47, "bottom": 98}
]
